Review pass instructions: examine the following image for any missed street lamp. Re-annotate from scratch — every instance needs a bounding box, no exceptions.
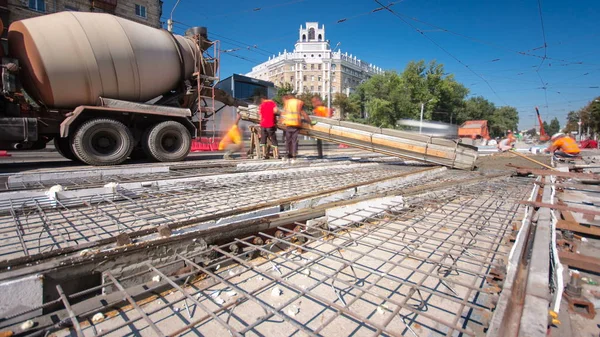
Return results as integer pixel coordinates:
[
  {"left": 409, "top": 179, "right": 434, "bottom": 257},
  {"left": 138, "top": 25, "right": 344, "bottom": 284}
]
[
  {"left": 328, "top": 42, "right": 341, "bottom": 119},
  {"left": 419, "top": 98, "right": 434, "bottom": 134}
]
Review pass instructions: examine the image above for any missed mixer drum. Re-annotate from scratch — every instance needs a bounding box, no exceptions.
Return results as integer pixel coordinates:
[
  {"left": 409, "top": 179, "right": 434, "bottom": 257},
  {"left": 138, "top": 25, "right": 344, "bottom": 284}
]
[{"left": 8, "top": 12, "right": 198, "bottom": 109}]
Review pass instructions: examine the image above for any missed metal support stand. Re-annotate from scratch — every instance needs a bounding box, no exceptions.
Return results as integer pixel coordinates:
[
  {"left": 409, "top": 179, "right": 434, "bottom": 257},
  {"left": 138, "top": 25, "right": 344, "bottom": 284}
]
[{"left": 316, "top": 139, "right": 323, "bottom": 159}]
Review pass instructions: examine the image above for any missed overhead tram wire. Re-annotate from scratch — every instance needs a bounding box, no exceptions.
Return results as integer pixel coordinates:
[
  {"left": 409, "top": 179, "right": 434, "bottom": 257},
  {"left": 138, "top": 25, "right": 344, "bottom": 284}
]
[
  {"left": 535, "top": 0, "right": 550, "bottom": 111},
  {"left": 170, "top": 20, "right": 276, "bottom": 57},
  {"left": 167, "top": 1, "right": 408, "bottom": 63},
  {"left": 166, "top": 22, "right": 261, "bottom": 64},
  {"left": 373, "top": 0, "right": 509, "bottom": 106},
  {"left": 372, "top": 5, "right": 590, "bottom": 67}
]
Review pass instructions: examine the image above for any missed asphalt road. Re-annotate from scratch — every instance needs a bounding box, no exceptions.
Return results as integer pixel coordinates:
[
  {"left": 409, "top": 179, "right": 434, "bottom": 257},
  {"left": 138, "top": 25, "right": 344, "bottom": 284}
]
[{"left": 0, "top": 140, "right": 347, "bottom": 174}]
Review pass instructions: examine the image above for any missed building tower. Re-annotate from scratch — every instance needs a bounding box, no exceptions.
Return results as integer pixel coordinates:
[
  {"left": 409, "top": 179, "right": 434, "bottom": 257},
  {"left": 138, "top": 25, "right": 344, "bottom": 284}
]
[{"left": 245, "top": 22, "right": 383, "bottom": 100}]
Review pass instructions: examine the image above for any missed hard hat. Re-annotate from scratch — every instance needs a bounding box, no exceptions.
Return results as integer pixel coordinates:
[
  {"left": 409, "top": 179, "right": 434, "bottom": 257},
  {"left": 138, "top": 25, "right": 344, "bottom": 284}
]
[{"left": 551, "top": 132, "right": 564, "bottom": 141}]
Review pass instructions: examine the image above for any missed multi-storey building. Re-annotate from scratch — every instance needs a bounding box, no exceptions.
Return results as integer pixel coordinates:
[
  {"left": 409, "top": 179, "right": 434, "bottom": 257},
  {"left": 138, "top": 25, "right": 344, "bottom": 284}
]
[
  {"left": 0, "top": 0, "right": 163, "bottom": 39},
  {"left": 246, "top": 22, "right": 383, "bottom": 101}
]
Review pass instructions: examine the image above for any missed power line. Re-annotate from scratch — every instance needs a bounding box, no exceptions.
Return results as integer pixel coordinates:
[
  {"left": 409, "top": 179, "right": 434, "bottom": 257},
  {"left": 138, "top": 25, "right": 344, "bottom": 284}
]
[
  {"left": 373, "top": 0, "right": 509, "bottom": 106},
  {"left": 191, "top": 0, "right": 307, "bottom": 20},
  {"left": 537, "top": 0, "right": 548, "bottom": 61},
  {"left": 378, "top": 5, "right": 588, "bottom": 66},
  {"left": 534, "top": 0, "right": 549, "bottom": 118}
]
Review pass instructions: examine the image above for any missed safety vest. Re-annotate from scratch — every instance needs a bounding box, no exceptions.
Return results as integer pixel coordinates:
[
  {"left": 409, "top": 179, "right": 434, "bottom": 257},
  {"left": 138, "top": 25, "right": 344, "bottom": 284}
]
[
  {"left": 554, "top": 137, "right": 580, "bottom": 154},
  {"left": 282, "top": 98, "right": 303, "bottom": 127},
  {"left": 218, "top": 125, "right": 242, "bottom": 150},
  {"left": 314, "top": 106, "right": 332, "bottom": 118}
]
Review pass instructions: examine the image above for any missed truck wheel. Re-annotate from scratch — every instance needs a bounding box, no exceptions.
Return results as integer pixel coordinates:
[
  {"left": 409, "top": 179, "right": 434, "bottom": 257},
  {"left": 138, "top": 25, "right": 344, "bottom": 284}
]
[
  {"left": 54, "top": 137, "right": 79, "bottom": 162},
  {"left": 72, "top": 118, "right": 134, "bottom": 166},
  {"left": 143, "top": 121, "right": 191, "bottom": 162}
]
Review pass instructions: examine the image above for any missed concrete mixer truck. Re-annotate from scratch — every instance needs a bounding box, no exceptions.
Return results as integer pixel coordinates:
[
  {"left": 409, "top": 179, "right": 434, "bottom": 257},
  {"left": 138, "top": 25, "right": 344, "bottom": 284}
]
[{"left": 0, "top": 11, "right": 245, "bottom": 165}]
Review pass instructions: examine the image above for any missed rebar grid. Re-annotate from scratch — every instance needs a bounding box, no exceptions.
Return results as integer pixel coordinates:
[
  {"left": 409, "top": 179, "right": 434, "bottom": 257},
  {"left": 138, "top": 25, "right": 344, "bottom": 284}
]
[
  {"left": 0, "top": 165, "right": 417, "bottom": 261},
  {"left": 3, "top": 160, "right": 393, "bottom": 192},
  {"left": 32, "top": 176, "right": 532, "bottom": 337}
]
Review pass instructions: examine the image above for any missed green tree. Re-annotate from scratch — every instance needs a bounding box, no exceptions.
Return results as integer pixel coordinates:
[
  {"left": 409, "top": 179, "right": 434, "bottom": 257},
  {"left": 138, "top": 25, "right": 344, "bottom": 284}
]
[
  {"left": 546, "top": 117, "right": 560, "bottom": 136},
  {"left": 456, "top": 96, "right": 495, "bottom": 124},
  {"left": 525, "top": 128, "right": 537, "bottom": 137},
  {"left": 563, "top": 97, "right": 600, "bottom": 136},
  {"left": 489, "top": 106, "right": 519, "bottom": 137},
  {"left": 333, "top": 93, "right": 359, "bottom": 120},
  {"left": 297, "top": 92, "right": 317, "bottom": 112},
  {"left": 273, "top": 82, "right": 294, "bottom": 105},
  {"left": 585, "top": 98, "right": 600, "bottom": 135},
  {"left": 366, "top": 98, "right": 396, "bottom": 128},
  {"left": 542, "top": 121, "right": 550, "bottom": 136},
  {"left": 564, "top": 111, "right": 579, "bottom": 133},
  {"left": 344, "top": 59, "right": 519, "bottom": 134}
]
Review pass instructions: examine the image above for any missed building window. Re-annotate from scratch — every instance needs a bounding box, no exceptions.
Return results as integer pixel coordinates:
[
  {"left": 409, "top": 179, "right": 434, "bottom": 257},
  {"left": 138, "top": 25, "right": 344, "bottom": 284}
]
[
  {"left": 318, "top": 34, "right": 322, "bottom": 41},
  {"left": 318, "top": 76, "right": 321, "bottom": 81},
  {"left": 311, "top": 54, "right": 314, "bottom": 57},
  {"left": 310, "top": 64, "right": 314, "bottom": 70},
  {"left": 311, "top": 85, "right": 314, "bottom": 91},
  {"left": 311, "top": 75, "right": 314, "bottom": 81},
  {"left": 318, "top": 64, "right": 322, "bottom": 70},
  {"left": 135, "top": 4, "right": 147, "bottom": 18},
  {"left": 29, "top": 0, "right": 45, "bottom": 12},
  {"left": 290, "top": 76, "right": 294, "bottom": 82},
  {"left": 303, "top": 75, "right": 307, "bottom": 81},
  {"left": 318, "top": 86, "right": 322, "bottom": 91},
  {"left": 303, "top": 64, "right": 307, "bottom": 70},
  {"left": 302, "top": 34, "right": 306, "bottom": 42},
  {"left": 318, "top": 54, "right": 321, "bottom": 58},
  {"left": 308, "top": 28, "right": 315, "bottom": 40}
]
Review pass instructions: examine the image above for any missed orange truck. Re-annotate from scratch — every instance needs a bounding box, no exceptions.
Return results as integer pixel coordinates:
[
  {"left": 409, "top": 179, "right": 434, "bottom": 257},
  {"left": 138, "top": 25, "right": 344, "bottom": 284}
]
[{"left": 458, "top": 120, "right": 491, "bottom": 140}]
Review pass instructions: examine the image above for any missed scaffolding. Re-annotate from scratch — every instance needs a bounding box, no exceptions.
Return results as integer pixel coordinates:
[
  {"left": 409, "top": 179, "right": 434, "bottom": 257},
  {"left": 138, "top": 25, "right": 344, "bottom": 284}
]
[{"left": 197, "top": 37, "right": 221, "bottom": 143}]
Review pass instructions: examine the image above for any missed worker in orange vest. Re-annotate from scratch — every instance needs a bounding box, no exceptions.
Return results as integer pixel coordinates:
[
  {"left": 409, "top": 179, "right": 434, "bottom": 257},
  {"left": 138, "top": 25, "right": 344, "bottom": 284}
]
[
  {"left": 281, "top": 94, "right": 311, "bottom": 163},
  {"left": 498, "top": 130, "right": 516, "bottom": 152},
  {"left": 545, "top": 132, "right": 581, "bottom": 158},
  {"left": 311, "top": 96, "right": 333, "bottom": 118},
  {"left": 218, "top": 113, "right": 243, "bottom": 160}
]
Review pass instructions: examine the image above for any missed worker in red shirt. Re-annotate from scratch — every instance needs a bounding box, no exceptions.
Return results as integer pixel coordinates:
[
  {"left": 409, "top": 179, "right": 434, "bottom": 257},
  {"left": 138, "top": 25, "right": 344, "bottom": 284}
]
[{"left": 258, "top": 95, "right": 279, "bottom": 159}]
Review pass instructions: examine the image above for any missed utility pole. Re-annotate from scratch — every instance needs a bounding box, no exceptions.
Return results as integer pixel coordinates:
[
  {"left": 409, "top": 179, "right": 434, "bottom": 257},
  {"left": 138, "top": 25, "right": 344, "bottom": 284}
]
[
  {"left": 168, "top": 0, "right": 181, "bottom": 32},
  {"left": 328, "top": 42, "right": 341, "bottom": 119},
  {"left": 419, "top": 103, "right": 425, "bottom": 134},
  {"left": 578, "top": 114, "right": 582, "bottom": 142},
  {"left": 419, "top": 99, "right": 434, "bottom": 134}
]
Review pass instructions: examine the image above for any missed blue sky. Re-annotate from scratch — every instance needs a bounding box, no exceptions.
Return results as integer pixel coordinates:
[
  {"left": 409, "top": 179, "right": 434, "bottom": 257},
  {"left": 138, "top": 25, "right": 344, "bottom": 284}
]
[{"left": 162, "top": 0, "right": 599, "bottom": 130}]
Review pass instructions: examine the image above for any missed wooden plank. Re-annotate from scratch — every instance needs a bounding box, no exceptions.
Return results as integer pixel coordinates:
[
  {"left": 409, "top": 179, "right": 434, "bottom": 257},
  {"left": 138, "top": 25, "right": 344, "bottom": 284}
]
[
  {"left": 533, "top": 181, "right": 600, "bottom": 193},
  {"left": 557, "top": 220, "right": 600, "bottom": 236},
  {"left": 519, "top": 201, "right": 600, "bottom": 217},
  {"left": 238, "top": 107, "right": 478, "bottom": 169},
  {"left": 559, "top": 251, "right": 600, "bottom": 273},
  {"left": 557, "top": 200, "right": 578, "bottom": 223},
  {"left": 515, "top": 168, "right": 600, "bottom": 180}
]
